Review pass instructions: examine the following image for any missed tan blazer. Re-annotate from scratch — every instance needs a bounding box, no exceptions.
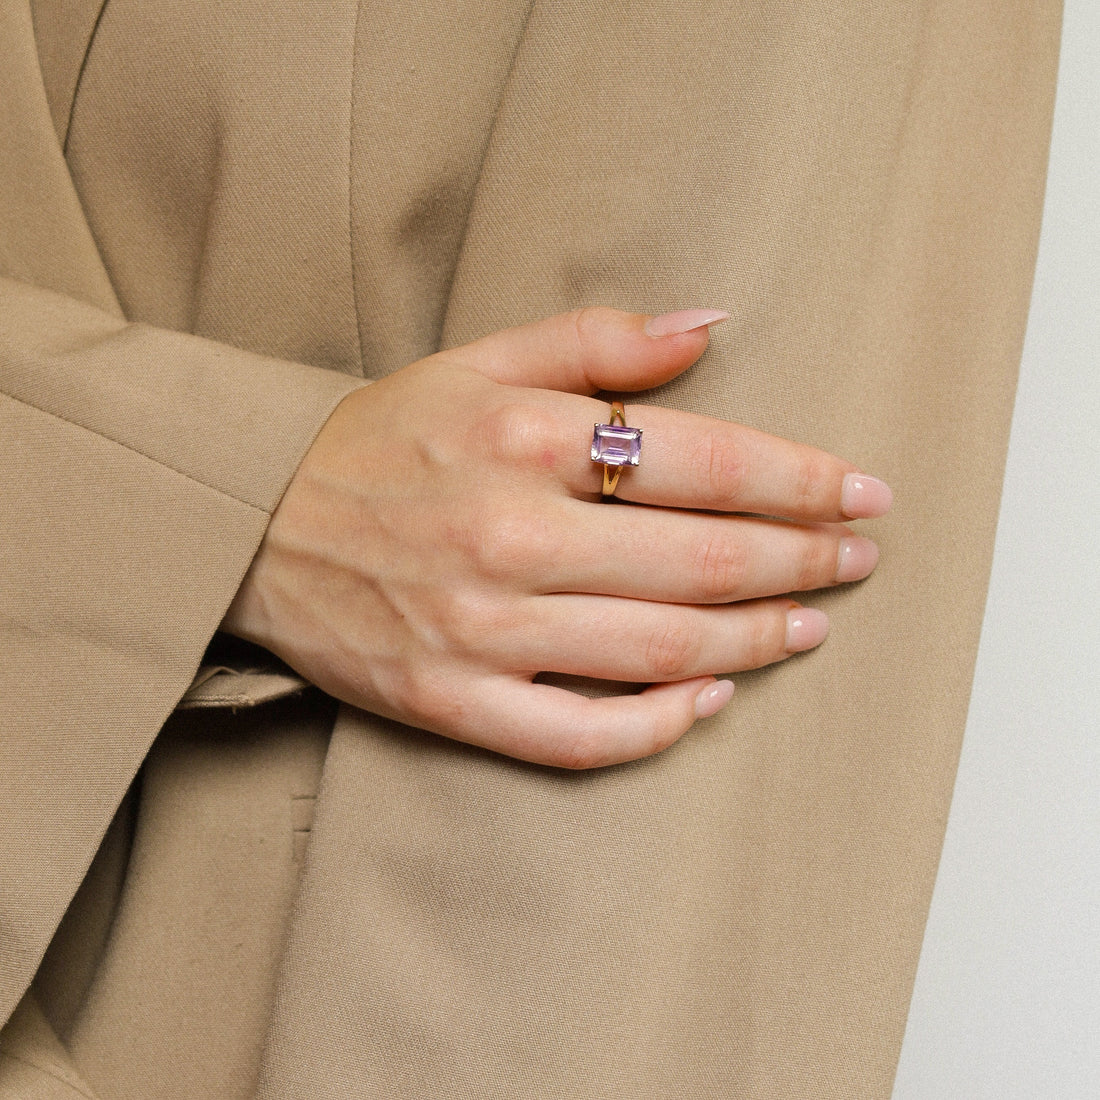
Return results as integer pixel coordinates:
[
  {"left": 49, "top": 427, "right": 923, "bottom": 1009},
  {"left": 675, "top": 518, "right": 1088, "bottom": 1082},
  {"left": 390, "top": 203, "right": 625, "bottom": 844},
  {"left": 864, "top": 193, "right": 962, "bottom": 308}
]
[{"left": 0, "top": 0, "right": 1061, "bottom": 1096}]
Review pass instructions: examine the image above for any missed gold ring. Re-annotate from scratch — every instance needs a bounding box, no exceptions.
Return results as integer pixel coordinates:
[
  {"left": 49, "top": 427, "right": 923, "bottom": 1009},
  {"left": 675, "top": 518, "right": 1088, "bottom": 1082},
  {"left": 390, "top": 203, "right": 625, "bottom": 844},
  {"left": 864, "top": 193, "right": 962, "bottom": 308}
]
[{"left": 590, "top": 400, "right": 643, "bottom": 496}]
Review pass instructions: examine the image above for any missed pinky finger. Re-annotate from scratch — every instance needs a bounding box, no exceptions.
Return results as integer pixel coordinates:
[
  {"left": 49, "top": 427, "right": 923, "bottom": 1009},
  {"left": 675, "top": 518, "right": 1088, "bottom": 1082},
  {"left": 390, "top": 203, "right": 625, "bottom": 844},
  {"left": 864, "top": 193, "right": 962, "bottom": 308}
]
[{"left": 450, "top": 675, "right": 735, "bottom": 770}]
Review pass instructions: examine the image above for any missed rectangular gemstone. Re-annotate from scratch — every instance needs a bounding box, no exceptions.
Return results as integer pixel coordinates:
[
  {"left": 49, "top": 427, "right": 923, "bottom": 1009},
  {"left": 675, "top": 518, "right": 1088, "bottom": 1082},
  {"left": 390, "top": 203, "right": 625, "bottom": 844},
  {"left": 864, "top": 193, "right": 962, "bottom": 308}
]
[{"left": 591, "top": 422, "right": 642, "bottom": 466}]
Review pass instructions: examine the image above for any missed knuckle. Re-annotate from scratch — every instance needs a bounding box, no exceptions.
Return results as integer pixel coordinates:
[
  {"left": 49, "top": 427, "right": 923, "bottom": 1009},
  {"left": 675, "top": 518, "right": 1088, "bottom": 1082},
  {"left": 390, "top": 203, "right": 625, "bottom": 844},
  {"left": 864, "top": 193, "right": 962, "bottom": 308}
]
[
  {"left": 476, "top": 401, "right": 558, "bottom": 468},
  {"left": 792, "top": 455, "right": 827, "bottom": 513},
  {"left": 692, "top": 535, "right": 749, "bottom": 600},
  {"left": 687, "top": 428, "right": 748, "bottom": 503},
  {"left": 370, "top": 656, "right": 436, "bottom": 722},
  {"left": 471, "top": 508, "right": 547, "bottom": 579},
  {"left": 644, "top": 619, "right": 701, "bottom": 680},
  {"left": 444, "top": 589, "right": 510, "bottom": 655},
  {"left": 404, "top": 670, "right": 472, "bottom": 734},
  {"left": 793, "top": 534, "right": 838, "bottom": 592},
  {"left": 635, "top": 715, "right": 685, "bottom": 760},
  {"left": 548, "top": 733, "right": 604, "bottom": 771},
  {"left": 569, "top": 305, "right": 618, "bottom": 355},
  {"left": 545, "top": 706, "right": 686, "bottom": 770},
  {"left": 742, "top": 608, "right": 788, "bottom": 669}
]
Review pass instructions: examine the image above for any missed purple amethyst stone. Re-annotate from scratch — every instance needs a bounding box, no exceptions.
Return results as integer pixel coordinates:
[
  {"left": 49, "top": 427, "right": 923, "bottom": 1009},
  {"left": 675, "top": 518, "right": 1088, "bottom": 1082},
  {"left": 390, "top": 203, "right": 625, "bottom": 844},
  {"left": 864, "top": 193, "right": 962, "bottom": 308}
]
[{"left": 591, "top": 422, "right": 642, "bottom": 467}]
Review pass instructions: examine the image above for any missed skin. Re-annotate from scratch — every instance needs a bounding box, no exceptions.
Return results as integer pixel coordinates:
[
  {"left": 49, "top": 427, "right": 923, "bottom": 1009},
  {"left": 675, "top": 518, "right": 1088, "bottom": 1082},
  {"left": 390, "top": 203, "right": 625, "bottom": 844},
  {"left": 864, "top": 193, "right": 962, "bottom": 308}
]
[{"left": 222, "top": 307, "right": 892, "bottom": 769}]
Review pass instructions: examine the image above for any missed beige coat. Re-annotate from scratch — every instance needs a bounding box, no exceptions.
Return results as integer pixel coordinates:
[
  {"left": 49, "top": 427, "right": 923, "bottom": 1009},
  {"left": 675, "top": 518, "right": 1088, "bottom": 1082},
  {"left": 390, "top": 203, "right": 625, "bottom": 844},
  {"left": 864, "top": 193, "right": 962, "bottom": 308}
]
[{"left": 0, "top": 0, "right": 1061, "bottom": 1096}]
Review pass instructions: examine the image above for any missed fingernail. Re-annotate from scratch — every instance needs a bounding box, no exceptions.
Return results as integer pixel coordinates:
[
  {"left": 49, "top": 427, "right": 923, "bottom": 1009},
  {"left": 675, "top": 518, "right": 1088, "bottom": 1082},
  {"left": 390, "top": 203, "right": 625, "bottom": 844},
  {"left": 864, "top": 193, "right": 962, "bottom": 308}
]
[
  {"left": 644, "top": 308, "right": 730, "bottom": 338},
  {"left": 836, "top": 536, "right": 880, "bottom": 583},
  {"left": 841, "top": 473, "right": 893, "bottom": 519},
  {"left": 694, "top": 679, "right": 735, "bottom": 719},
  {"left": 786, "top": 607, "right": 829, "bottom": 652}
]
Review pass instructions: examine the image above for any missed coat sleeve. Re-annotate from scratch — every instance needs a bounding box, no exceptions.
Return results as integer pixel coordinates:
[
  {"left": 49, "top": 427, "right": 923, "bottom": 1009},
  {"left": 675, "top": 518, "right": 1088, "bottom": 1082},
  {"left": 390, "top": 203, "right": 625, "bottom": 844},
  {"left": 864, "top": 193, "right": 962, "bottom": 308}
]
[{"left": 0, "top": 0, "right": 364, "bottom": 1025}]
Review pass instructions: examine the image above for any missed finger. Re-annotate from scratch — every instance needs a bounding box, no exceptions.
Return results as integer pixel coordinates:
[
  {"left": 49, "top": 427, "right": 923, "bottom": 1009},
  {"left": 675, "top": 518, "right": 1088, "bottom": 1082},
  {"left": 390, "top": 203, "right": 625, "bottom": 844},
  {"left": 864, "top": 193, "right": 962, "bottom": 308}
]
[
  {"left": 513, "top": 393, "right": 893, "bottom": 521},
  {"left": 622, "top": 408, "right": 893, "bottom": 518},
  {"left": 521, "top": 504, "right": 878, "bottom": 602},
  {"left": 471, "top": 594, "right": 827, "bottom": 685},
  {"left": 443, "top": 306, "right": 728, "bottom": 394},
  {"left": 448, "top": 674, "right": 734, "bottom": 769}
]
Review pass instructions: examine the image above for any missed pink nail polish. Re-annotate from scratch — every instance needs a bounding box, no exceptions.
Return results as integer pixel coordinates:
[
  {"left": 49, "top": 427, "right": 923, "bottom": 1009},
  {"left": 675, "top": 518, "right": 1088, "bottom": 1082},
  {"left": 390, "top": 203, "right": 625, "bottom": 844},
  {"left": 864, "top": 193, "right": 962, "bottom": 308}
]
[
  {"left": 835, "top": 536, "right": 880, "bottom": 583},
  {"left": 694, "top": 679, "right": 735, "bottom": 719},
  {"left": 786, "top": 607, "right": 829, "bottom": 652},
  {"left": 644, "top": 308, "right": 730, "bottom": 338},
  {"left": 841, "top": 473, "right": 893, "bottom": 519}
]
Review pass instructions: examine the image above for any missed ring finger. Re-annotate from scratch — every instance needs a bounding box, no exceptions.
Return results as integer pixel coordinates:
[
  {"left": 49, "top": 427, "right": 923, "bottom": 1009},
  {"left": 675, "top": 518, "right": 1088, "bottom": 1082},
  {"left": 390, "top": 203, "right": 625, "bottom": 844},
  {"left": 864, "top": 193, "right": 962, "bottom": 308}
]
[{"left": 481, "top": 593, "right": 829, "bottom": 684}]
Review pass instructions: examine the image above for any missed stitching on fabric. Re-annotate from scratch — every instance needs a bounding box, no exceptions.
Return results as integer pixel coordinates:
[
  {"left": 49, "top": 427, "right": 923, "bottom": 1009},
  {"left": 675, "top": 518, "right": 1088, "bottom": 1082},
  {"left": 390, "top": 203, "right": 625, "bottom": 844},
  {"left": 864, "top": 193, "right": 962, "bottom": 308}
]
[
  {"left": 0, "top": 390, "right": 269, "bottom": 514},
  {"left": 62, "top": 785, "right": 139, "bottom": 1037},
  {"left": 180, "top": 689, "right": 303, "bottom": 707},
  {"left": 437, "top": 0, "right": 539, "bottom": 347},
  {"left": 346, "top": 0, "right": 367, "bottom": 378},
  {"left": 61, "top": 0, "right": 112, "bottom": 155},
  {"left": 0, "top": 1048, "right": 97, "bottom": 1100}
]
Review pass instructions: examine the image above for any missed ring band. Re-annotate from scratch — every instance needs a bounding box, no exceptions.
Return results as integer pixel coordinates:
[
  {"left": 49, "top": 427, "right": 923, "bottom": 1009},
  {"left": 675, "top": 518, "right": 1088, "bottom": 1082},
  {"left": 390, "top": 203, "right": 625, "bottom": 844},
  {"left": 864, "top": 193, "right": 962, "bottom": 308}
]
[{"left": 591, "top": 400, "right": 643, "bottom": 496}]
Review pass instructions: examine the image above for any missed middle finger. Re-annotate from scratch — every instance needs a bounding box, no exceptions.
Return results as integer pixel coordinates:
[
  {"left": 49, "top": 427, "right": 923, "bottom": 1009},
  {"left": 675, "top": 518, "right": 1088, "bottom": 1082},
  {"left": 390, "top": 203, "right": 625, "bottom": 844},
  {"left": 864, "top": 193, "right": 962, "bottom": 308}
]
[{"left": 494, "top": 498, "right": 879, "bottom": 604}]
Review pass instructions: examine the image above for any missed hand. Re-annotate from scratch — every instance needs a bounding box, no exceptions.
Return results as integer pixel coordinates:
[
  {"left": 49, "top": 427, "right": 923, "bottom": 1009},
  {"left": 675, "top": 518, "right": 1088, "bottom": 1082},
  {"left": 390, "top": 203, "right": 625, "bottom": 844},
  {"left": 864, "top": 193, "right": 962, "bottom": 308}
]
[{"left": 222, "top": 308, "right": 892, "bottom": 768}]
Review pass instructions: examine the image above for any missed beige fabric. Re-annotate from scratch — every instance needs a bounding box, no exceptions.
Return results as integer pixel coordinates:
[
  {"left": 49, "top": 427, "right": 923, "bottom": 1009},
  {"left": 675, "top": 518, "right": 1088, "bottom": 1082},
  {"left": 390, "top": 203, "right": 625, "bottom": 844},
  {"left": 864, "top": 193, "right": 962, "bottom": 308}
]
[
  {"left": 47, "top": 698, "right": 334, "bottom": 1100},
  {"left": 0, "top": 993, "right": 101, "bottom": 1099},
  {"left": 0, "top": 0, "right": 364, "bottom": 1031},
  {"left": 0, "top": 0, "right": 1060, "bottom": 1097}
]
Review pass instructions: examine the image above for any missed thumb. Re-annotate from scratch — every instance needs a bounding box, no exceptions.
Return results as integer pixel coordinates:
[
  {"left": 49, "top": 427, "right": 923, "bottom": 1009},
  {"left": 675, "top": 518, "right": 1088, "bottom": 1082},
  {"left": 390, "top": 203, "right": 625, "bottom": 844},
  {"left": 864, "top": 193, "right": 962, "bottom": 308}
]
[{"left": 442, "top": 306, "right": 729, "bottom": 394}]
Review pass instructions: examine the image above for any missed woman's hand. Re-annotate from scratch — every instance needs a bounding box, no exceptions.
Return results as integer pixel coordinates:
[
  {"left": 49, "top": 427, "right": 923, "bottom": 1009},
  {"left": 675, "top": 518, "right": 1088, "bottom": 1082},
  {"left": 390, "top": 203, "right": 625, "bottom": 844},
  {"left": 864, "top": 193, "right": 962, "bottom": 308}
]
[{"left": 222, "top": 308, "right": 891, "bottom": 768}]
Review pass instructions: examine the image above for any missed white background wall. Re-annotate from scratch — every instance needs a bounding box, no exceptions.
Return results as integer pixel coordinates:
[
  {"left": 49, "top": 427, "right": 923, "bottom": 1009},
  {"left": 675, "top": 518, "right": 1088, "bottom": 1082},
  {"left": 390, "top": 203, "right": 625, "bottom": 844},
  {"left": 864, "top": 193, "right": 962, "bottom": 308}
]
[{"left": 893, "top": 3, "right": 1100, "bottom": 1096}]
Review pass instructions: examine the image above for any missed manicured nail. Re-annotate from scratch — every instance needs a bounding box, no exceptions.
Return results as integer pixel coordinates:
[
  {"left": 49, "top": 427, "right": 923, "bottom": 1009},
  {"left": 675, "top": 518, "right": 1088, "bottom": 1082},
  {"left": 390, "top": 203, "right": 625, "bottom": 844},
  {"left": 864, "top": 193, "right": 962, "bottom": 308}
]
[
  {"left": 836, "top": 536, "right": 880, "bottom": 583},
  {"left": 841, "top": 473, "right": 893, "bottom": 519},
  {"left": 786, "top": 607, "right": 829, "bottom": 652},
  {"left": 694, "top": 679, "right": 735, "bottom": 719},
  {"left": 644, "top": 308, "right": 730, "bottom": 338}
]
